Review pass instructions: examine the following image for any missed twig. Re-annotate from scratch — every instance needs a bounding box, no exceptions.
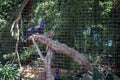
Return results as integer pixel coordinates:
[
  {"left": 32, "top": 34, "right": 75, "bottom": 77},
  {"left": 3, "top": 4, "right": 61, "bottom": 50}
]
[
  {"left": 31, "top": 36, "right": 45, "bottom": 62},
  {"left": 16, "top": 47, "right": 22, "bottom": 68},
  {"left": 14, "top": 24, "right": 21, "bottom": 68}
]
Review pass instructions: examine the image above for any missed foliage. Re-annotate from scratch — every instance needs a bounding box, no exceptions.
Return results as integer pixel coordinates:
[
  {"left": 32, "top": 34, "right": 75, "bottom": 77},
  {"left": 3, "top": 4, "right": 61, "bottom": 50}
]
[
  {"left": 18, "top": 0, "right": 61, "bottom": 65},
  {"left": 27, "top": 0, "right": 60, "bottom": 31},
  {"left": 0, "top": 62, "right": 19, "bottom": 80},
  {"left": 0, "top": 0, "right": 19, "bottom": 30},
  {"left": 69, "top": 67, "right": 120, "bottom": 80},
  {"left": 61, "top": 67, "right": 120, "bottom": 80},
  {"left": 61, "top": 70, "right": 74, "bottom": 80},
  {"left": 0, "top": 19, "right": 6, "bottom": 31},
  {"left": 3, "top": 52, "right": 16, "bottom": 59},
  {"left": 20, "top": 45, "right": 36, "bottom": 60},
  {"left": 0, "top": 0, "right": 120, "bottom": 78},
  {"left": 26, "top": 0, "right": 120, "bottom": 73},
  {"left": 91, "top": 67, "right": 120, "bottom": 80},
  {"left": 0, "top": 0, "right": 20, "bottom": 56}
]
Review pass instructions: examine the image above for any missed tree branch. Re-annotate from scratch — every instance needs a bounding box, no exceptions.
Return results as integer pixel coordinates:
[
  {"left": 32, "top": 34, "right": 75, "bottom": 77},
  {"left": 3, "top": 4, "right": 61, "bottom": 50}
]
[
  {"left": 30, "top": 34, "right": 93, "bottom": 71},
  {"left": 10, "top": 0, "right": 29, "bottom": 35},
  {"left": 31, "top": 36, "right": 45, "bottom": 61},
  {"left": 31, "top": 36, "right": 54, "bottom": 80}
]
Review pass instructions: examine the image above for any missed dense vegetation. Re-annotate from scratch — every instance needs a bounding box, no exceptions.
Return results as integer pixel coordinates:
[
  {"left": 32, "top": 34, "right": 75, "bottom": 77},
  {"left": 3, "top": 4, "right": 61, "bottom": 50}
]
[{"left": 0, "top": 0, "right": 120, "bottom": 79}]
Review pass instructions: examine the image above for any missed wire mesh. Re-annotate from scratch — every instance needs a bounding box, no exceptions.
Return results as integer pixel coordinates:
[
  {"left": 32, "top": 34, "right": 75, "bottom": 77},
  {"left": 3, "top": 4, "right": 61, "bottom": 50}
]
[{"left": 0, "top": 0, "right": 120, "bottom": 79}]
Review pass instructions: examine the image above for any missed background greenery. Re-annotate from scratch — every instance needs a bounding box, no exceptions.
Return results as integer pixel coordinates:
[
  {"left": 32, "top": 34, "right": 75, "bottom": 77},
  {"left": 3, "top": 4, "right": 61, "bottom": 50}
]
[{"left": 0, "top": 0, "right": 120, "bottom": 79}]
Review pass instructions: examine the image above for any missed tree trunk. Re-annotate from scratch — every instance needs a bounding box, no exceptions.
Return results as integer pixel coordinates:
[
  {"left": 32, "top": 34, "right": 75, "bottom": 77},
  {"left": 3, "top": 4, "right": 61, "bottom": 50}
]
[{"left": 44, "top": 49, "right": 54, "bottom": 80}]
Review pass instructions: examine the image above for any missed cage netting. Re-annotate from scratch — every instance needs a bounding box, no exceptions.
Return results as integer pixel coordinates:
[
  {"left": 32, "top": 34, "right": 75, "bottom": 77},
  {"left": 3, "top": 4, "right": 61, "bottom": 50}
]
[{"left": 0, "top": 0, "right": 120, "bottom": 80}]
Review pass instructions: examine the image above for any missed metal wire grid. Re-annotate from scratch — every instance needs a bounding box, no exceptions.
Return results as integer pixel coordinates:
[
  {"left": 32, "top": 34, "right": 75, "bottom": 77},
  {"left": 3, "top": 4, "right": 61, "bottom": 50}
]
[{"left": 0, "top": 0, "right": 120, "bottom": 79}]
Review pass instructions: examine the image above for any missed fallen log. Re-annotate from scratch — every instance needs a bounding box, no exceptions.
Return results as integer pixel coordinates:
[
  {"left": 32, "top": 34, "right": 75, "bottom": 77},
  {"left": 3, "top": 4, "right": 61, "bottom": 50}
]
[{"left": 30, "top": 34, "right": 92, "bottom": 71}]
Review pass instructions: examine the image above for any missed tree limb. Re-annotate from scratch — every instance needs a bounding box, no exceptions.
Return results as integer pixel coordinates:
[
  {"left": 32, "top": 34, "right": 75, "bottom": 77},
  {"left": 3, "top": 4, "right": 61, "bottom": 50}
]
[{"left": 30, "top": 34, "right": 93, "bottom": 71}]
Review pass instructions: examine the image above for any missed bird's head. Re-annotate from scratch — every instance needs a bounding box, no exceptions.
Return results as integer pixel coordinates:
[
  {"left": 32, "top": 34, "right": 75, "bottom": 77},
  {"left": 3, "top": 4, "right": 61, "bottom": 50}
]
[{"left": 38, "top": 18, "right": 46, "bottom": 28}]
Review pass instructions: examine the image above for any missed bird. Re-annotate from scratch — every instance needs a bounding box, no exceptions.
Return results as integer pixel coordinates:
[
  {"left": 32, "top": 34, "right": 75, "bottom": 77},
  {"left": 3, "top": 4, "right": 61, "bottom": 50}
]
[
  {"left": 22, "top": 18, "right": 46, "bottom": 42},
  {"left": 55, "top": 68, "right": 61, "bottom": 80}
]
